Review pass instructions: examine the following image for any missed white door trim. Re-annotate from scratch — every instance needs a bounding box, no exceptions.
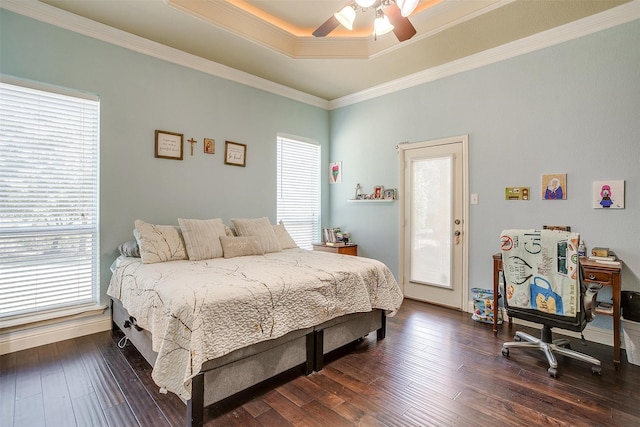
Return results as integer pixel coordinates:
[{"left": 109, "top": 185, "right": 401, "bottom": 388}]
[{"left": 398, "top": 135, "right": 470, "bottom": 311}]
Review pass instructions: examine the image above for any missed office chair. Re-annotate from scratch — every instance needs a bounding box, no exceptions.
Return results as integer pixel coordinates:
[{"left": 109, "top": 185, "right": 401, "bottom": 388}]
[{"left": 499, "top": 229, "right": 601, "bottom": 377}]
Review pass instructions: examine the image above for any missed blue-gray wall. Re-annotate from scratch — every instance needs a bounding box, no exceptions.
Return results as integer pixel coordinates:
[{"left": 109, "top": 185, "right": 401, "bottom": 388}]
[
  {"left": 329, "top": 19, "right": 640, "bottom": 295},
  {"left": 1, "top": 9, "right": 639, "bottom": 313},
  {"left": 0, "top": 9, "right": 330, "bottom": 305}
]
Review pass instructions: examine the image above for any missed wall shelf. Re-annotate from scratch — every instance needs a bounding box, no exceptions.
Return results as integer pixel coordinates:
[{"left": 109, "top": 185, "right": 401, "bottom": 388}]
[{"left": 347, "top": 199, "right": 395, "bottom": 203}]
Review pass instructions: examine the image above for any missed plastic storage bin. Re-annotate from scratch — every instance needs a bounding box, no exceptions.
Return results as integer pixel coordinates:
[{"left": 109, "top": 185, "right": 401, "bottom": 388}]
[
  {"left": 622, "top": 318, "right": 640, "bottom": 366},
  {"left": 471, "top": 287, "right": 502, "bottom": 324}
]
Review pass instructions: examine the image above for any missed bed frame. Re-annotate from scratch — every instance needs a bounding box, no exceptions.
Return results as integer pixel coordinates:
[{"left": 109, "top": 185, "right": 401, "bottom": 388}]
[{"left": 111, "top": 298, "right": 386, "bottom": 427}]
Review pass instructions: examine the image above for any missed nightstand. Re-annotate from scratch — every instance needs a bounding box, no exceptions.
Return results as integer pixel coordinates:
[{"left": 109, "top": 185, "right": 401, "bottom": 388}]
[{"left": 312, "top": 244, "right": 358, "bottom": 256}]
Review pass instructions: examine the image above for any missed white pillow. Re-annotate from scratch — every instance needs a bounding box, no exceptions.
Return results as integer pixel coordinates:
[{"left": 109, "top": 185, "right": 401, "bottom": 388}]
[
  {"left": 134, "top": 220, "right": 187, "bottom": 264},
  {"left": 273, "top": 223, "right": 298, "bottom": 249},
  {"left": 178, "top": 218, "right": 226, "bottom": 261},
  {"left": 231, "top": 217, "right": 282, "bottom": 253},
  {"left": 220, "top": 236, "right": 264, "bottom": 258}
]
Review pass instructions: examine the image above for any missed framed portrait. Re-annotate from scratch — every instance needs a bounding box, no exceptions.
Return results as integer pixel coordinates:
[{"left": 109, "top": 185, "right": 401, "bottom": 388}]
[
  {"left": 373, "top": 185, "right": 384, "bottom": 199},
  {"left": 224, "top": 141, "right": 246, "bottom": 167},
  {"left": 204, "top": 138, "right": 215, "bottom": 154},
  {"left": 384, "top": 189, "right": 396, "bottom": 200},
  {"left": 593, "top": 180, "right": 625, "bottom": 209},
  {"left": 541, "top": 173, "right": 566, "bottom": 200},
  {"left": 155, "top": 130, "right": 183, "bottom": 160}
]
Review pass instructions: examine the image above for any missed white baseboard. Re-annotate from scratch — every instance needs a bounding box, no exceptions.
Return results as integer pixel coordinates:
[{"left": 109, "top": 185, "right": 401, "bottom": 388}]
[{"left": 0, "top": 312, "right": 112, "bottom": 355}]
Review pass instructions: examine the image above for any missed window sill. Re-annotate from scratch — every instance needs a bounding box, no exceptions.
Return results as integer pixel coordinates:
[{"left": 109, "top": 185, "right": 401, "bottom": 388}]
[{"left": 0, "top": 304, "right": 108, "bottom": 331}]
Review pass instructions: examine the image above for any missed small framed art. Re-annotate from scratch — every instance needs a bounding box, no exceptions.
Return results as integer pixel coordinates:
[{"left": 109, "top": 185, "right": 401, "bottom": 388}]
[
  {"left": 204, "top": 138, "right": 215, "bottom": 154},
  {"left": 224, "top": 141, "right": 246, "bottom": 167},
  {"left": 373, "top": 186, "right": 384, "bottom": 199},
  {"left": 155, "top": 130, "right": 183, "bottom": 160},
  {"left": 384, "top": 189, "right": 396, "bottom": 200},
  {"left": 593, "top": 180, "right": 625, "bottom": 209}
]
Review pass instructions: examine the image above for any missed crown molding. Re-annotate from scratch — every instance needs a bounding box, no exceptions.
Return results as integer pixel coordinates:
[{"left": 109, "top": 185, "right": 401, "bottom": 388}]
[
  {"left": 329, "top": 0, "right": 640, "bottom": 109},
  {"left": 2, "top": 0, "right": 638, "bottom": 110},
  {"left": 0, "top": 0, "right": 330, "bottom": 109}
]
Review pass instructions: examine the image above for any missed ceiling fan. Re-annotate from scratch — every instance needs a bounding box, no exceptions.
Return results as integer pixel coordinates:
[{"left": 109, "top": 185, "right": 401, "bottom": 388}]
[{"left": 312, "top": 0, "right": 418, "bottom": 42}]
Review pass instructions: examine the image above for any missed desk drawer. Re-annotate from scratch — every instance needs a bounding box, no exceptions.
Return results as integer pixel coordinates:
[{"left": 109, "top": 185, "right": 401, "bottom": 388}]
[{"left": 583, "top": 270, "right": 612, "bottom": 285}]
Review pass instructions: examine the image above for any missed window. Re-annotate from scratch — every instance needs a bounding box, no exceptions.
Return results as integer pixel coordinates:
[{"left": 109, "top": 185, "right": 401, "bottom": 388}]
[
  {"left": 276, "top": 135, "right": 320, "bottom": 250},
  {"left": 0, "top": 77, "right": 100, "bottom": 322}
]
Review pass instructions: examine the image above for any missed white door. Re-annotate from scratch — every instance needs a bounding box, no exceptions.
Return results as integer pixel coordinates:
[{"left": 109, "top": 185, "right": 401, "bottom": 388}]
[{"left": 399, "top": 136, "right": 468, "bottom": 309}]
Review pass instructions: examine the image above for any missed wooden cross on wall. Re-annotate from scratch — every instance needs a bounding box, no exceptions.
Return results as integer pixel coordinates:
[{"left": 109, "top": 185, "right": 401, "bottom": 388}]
[{"left": 188, "top": 138, "right": 197, "bottom": 156}]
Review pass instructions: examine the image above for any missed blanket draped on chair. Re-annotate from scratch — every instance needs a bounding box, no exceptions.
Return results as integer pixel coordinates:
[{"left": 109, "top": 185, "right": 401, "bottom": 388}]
[{"left": 500, "top": 229, "right": 580, "bottom": 317}]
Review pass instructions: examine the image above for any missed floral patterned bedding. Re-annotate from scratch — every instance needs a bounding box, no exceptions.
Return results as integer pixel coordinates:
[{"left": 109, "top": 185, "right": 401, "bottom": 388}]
[{"left": 107, "top": 248, "right": 403, "bottom": 399}]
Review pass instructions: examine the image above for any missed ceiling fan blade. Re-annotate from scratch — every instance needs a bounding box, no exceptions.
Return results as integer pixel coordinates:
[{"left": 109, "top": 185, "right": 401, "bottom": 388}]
[
  {"left": 383, "top": 3, "right": 417, "bottom": 42},
  {"left": 312, "top": 15, "right": 340, "bottom": 37}
]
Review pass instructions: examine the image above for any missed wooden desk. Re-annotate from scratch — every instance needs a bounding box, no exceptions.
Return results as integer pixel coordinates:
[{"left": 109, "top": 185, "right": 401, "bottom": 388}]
[
  {"left": 312, "top": 243, "right": 357, "bottom": 256},
  {"left": 492, "top": 253, "right": 622, "bottom": 367}
]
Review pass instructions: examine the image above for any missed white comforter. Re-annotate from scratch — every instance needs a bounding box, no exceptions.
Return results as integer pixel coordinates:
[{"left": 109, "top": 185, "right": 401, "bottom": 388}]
[{"left": 107, "top": 248, "right": 403, "bottom": 399}]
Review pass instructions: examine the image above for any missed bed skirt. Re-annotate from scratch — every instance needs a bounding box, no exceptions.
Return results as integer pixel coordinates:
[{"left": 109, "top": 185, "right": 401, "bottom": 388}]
[{"left": 111, "top": 298, "right": 385, "bottom": 427}]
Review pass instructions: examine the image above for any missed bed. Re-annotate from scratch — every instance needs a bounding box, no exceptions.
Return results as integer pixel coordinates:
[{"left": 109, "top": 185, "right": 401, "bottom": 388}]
[{"left": 108, "top": 229, "right": 403, "bottom": 427}]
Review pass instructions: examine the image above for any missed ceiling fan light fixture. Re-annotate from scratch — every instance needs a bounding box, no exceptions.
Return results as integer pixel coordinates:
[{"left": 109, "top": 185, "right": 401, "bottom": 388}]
[
  {"left": 373, "top": 12, "right": 394, "bottom": 37},
  {"left": 395, "top": 0, "right": 419, "bottom": 17},
  {"left": 334, "top": 5, "right": 356, "bottom": 30}
]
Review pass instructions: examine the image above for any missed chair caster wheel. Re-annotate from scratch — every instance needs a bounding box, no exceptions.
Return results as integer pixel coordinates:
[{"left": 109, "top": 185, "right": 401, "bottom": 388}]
[
  {"left": 548, "top": 367, "right": 558, "bottom": 378},
  {"left": 514, "top": 335, "right": 522, "bottom": 342},
  {"left": 592, "top": 366, "right": 602, "bottom": 375},
  {"left": 502, "top": 348, "right": 509, "bottom": 357}
]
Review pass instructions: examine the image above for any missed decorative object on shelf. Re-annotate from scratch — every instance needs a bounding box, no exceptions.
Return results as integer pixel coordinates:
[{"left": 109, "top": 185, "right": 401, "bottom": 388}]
[
  {"left": 373, "top": 185, "right": 384, "bottom": 199},
  {"left": 154, "top": 130, "right": 183, "bottom": 160},
  {"left": 204, "top": 138, "right": 215, "bottom": 154},
  {"left": 505, "top": 187, "right": 529, "bottom": 200},
  {"left": 541, "top": 173, "right": 566, "bottom": 200},
  {"left": 187, "top": 138, "right": 197, "bottom": 156},
  {"left": 384, "top": 188, "right": 397, "bottom": 200},
  {"left": 354, "top": 183, "right": 362, "bottom": 199},
  {"left": 330, "top": 161, "right": 342, "bottom": 183},
  {"left": 224, "top": 141, "right": 246, "bottom": 167},
  {"left": 593, "top": 180, "right": 625, "bottom": 209}
]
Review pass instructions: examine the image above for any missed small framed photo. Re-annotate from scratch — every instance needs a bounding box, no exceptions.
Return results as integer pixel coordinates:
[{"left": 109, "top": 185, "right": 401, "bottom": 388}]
[
  {"left": 384, "top": 188, "right": 396, "bottom": 200},
  {"left": 373, "top": 185, "right": 384, "bottom": 199},
  {"left": 204, "top": 138, "right": 215, "bottom": 154},
  {"left": 593, "top": 180, "right": 625, "bottom": 209},
  {"left": 541, "top": 173, "right": 566, "bottom": 200},
  {"left": 224, "top": 141, "right": 246, "bottom": 167},
  {"left": 155, "top": 130, "right": 183, "bottom": 160}
]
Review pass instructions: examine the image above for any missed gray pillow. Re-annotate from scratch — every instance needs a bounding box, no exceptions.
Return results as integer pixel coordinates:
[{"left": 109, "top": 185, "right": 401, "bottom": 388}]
[
  {"left": 118, "top": 240, "right": 140, "bottom": 258},
  {"left": 273, "top": 223, "right": 298, "bottom": 249}
]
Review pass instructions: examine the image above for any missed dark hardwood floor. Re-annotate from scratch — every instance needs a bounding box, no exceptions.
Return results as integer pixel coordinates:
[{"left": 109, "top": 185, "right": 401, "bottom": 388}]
[{"left": 2, "top": 298, "right": 640, "bottom": 426}]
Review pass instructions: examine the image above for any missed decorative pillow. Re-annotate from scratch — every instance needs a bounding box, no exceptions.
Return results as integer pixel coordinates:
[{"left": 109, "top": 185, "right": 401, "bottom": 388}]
[
  {"left": 118, "top": 240, "right": 140, "bottom": 258},
  {"left": 273, "top": 222, "right": 298, "bottom": 249},
  {"left": 224, "top": 225, "right": 237, "bottom": 237},
  {"left": 178, "top": 218, "right": 226, "bottom": 261},
  {"left": 231, "top": 217, "right": 282, "bottom": 253},
  {"left": 134, "top": 220, "right": 187, "bottom": 264},
  {"left": 220, "top": 236, "right": 264, "bottom": 259}
]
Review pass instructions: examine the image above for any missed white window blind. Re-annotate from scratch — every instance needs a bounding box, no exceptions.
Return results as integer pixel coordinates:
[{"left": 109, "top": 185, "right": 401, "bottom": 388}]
[
  {"left": 277, "top": 135, "right": 320, "bottom": 250},
  {"left": 0, "top": 78, "right": 100, "bottom": 320}
]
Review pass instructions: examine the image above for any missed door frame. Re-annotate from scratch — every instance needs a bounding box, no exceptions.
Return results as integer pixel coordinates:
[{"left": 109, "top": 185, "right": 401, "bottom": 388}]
[{"left": 398, "top": 135, "right": 470, "bottom": 311}]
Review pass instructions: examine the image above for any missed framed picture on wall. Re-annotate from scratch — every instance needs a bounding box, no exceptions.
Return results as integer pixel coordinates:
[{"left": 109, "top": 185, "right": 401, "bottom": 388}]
[
  {"left": 593, "top": 180, "right": 625, "bottom": 209},
  {"left": 204, "top": 138, "right": 215, "bottom": 154},
  {"left": 224, "top": 141, "right": 246, "bottom": 167},
  {"left": 155, "top": 130, "right": 183, "bottom": 160},
  {"left": 541, "top": 173, "right": 566, "bottom": 200}
]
